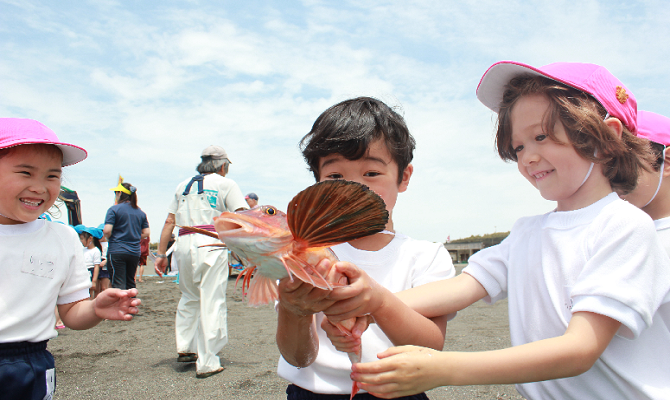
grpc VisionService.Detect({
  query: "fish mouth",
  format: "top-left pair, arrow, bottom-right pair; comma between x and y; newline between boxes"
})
214,216 -> 256,235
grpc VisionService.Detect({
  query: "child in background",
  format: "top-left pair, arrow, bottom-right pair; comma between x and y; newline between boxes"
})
79,226 -> 104,299
136,236 -> 149,283
276,97 -> 455,400
341,63 -> 670,399
0,118 -> 141,400
621,110 -> 670,253
98,224 -> 111,294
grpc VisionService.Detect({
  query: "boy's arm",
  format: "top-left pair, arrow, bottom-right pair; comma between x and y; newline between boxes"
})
276,274 -> 335,367
58,288 -> 141,330
351,311 -> 620,398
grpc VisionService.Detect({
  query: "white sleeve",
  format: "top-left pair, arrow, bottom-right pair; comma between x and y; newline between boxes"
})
412,244 -> 455,287
221,180 -> 248,212
57,228 -> 92,305
571,211 -> 670,339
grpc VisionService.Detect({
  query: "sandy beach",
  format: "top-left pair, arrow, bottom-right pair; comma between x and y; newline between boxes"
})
50,264 -> 523,400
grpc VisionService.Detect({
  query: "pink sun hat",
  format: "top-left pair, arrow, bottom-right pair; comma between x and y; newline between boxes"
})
476,61 -> 638,133
637,110 -> 670,146
0,118 -> 87,166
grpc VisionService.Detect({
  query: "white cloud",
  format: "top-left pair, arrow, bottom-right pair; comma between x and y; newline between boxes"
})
1,0 -> 669,242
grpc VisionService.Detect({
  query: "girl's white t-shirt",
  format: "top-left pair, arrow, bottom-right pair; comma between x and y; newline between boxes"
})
464,193 -> 670,399
83,246 -> 102,269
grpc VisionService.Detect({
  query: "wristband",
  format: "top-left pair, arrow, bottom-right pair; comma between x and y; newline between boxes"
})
156,254 -> 167,258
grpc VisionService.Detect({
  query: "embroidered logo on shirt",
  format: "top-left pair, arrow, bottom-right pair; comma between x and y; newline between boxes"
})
21,251 -> 56,279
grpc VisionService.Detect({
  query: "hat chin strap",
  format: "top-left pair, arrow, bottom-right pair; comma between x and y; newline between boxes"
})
642,146 -> 666,208
579,161 -> 595,188
578,149 -> 598,188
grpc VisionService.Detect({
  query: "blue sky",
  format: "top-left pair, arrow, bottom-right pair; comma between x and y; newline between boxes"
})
2,0 -> 669,242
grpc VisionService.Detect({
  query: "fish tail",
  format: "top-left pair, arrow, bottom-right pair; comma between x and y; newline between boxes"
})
281,254 -> 333,291
246,273 -> 279,306
287,180 -> 389,248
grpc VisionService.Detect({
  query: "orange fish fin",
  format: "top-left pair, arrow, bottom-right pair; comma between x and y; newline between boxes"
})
176,225 -> 220,239
287,180 -> 388,248
350,382 -> 359,400
246,274 -> 279,306
234,266 -> 256,296
281,254 -> 333,291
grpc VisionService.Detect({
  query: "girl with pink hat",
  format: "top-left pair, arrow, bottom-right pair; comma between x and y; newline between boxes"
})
336,63 -> 670,399
621,111 -> 670,255
0,118 -> 141,399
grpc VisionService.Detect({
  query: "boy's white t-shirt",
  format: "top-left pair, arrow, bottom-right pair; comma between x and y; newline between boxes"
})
277,233 -> 455,394
0,220 -> 91,342
464,193 -> 670,399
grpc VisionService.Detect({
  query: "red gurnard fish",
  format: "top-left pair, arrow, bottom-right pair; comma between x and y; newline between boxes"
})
182,180 -> 388,399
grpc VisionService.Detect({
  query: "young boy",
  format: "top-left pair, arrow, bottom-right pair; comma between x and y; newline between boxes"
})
276,97 -> 456,399
621,110 -> 670,253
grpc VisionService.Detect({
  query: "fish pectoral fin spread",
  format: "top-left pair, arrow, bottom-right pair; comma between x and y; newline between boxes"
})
286,180 -> 389,248
234,266 -> 257,296
245,273 -> 279,306
281,254 -> 332,291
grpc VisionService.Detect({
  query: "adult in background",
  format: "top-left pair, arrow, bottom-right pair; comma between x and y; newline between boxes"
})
103,182 -> 150,290
244,192 -> 259,208
155,145 -> 248,378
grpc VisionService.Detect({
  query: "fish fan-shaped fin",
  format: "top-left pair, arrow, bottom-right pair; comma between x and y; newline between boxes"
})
287,180 -> 388,248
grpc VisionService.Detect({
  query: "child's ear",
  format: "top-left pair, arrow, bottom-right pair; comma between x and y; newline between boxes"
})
663,148 -> 670,178
398,164 -> 413,193
604,117 -> 624,139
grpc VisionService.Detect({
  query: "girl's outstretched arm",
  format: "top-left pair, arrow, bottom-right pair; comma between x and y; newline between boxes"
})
350,311 -> 621,399
324,262 -> 448,350
58,288 -> 141,330
395,273 -> 488,319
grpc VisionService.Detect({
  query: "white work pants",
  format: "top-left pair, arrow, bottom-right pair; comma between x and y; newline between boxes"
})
174,234 -> 229,373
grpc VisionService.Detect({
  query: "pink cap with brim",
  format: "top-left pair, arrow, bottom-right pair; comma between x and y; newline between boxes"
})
637,110 -> 670,146
0,118 -> 87,166
476,61 -> 638,133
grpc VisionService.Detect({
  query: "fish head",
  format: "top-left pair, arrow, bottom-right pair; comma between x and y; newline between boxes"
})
213,205 -> 293,259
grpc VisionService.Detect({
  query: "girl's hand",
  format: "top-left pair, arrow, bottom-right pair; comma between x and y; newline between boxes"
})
323,262 -> 385,322
350,346 -> 444,399
321,316 -> 363,354
93,288 -> 141,321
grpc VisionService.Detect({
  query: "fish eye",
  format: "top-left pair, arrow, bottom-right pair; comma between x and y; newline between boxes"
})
265,207 -> 276,215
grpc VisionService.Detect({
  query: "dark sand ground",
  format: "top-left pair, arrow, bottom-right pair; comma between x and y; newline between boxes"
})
50,264 -> 524,400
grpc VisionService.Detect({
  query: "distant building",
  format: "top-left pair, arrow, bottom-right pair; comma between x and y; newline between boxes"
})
444,242 -> 484,264
443,231 -> 510,264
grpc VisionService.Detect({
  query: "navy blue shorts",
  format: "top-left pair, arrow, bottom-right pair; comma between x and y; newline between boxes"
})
0,341 -> 55,400
286,384 -> 430,400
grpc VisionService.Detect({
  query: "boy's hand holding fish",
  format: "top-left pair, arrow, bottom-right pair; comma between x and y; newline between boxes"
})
277,258 -> 337,317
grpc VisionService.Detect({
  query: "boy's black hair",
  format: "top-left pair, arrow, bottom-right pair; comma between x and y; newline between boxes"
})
299,97 -> 415,184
